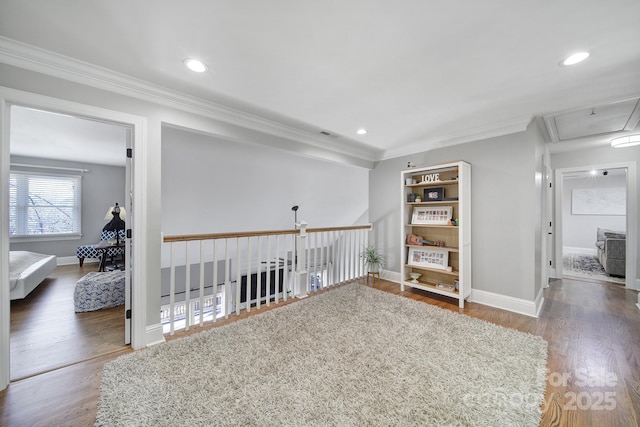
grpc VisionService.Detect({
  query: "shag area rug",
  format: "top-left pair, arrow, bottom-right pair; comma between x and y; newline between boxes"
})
96,284 -> 548,426
562,252 -> 625,284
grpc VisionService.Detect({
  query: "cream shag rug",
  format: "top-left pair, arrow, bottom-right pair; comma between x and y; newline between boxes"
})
97,284 -> 548,426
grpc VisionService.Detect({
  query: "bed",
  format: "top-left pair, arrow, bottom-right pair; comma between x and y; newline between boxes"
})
9,251 -> 57,300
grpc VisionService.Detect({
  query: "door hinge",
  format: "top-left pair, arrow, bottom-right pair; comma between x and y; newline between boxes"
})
127,148 -> 132,158
126,229 -> 132,239
126,309 -> 132,319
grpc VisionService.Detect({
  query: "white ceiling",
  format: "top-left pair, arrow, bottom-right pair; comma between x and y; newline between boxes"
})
10,106 -> 127,167
2,0 -> 640,164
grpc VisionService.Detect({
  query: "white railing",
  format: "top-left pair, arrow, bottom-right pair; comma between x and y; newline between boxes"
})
161,224 -> 372,335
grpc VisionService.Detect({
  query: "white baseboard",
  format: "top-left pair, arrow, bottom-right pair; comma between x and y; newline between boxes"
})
56,255 -> 98,266
469,288 -> 540,318
563,246 -> 597,256
383,270 -> 401,284
145,323 -> 165,347
385,270 -> 540,317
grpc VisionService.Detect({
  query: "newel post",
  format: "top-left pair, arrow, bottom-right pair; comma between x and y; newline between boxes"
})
295,220 -> 309,298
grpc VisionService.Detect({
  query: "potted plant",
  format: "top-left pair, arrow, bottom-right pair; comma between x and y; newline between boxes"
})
360,245 -> 386,273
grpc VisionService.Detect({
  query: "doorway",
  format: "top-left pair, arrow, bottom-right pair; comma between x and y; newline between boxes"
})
7,105 -> 130,380
554,162 -> 638,289
1,87 -> 148,390
560,167 -> 626,284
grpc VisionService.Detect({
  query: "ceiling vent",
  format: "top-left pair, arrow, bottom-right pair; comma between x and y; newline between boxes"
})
319,130 -> 339,138
543,97 -> 640,142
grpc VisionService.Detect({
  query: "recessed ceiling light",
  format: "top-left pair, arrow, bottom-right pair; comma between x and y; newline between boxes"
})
561,52 -> 590,66
356,129 -> 368,135
184,58 -> 208,73
590,169 -> 597,176
611,134 -> 640,148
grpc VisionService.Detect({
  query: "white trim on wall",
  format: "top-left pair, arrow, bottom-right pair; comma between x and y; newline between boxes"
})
0,86 -> 149,390
563,246 -> 597,256
469,288 -> 543,318
384,271 -> 543,317
145,323 -> 165,348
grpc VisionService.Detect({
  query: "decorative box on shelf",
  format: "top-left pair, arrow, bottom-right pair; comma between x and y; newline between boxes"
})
424,187 -> 444,201
436,282 -> 456,292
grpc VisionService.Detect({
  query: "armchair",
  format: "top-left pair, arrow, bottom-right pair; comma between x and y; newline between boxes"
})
595,227 -> 626,277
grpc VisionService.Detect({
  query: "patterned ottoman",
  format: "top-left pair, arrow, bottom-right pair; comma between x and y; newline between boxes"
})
74,270 -> 125,312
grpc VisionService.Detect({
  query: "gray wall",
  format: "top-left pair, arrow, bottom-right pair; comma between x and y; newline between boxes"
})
370,124 -> 545,301
9,155 -> 126,259
562,172 -> 626,251
161,126 -> 369,237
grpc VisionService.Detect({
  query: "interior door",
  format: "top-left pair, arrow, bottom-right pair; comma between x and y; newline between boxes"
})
124,128 -> 132,344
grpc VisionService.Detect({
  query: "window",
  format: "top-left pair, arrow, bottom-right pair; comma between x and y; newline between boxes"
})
9,171 -> 81,239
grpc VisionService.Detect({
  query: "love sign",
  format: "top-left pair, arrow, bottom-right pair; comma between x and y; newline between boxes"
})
421,173 -> 440,183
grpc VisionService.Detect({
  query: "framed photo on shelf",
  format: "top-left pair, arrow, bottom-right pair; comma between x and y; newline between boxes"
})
408,247 -> 449,270
423,187 -> 444,201
411,206 -> 452,225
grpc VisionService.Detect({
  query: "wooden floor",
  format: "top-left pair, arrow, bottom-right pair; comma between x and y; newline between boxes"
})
1,275 -> 639,426
8,264 -> 126,381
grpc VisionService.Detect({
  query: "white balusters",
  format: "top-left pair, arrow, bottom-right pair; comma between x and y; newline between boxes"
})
198,240 -> 205,327
161,224 -> 371,334
266,235 -> 271,306
246,237 -> 252,312
275,235 -> 281,304
185,241 -> 190,331
235,238 -> 241,316
169,242 -> 176,336
212,240 -> 218,323
224,240 -> 231,319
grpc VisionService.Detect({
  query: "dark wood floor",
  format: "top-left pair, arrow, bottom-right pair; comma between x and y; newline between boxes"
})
1,274 -> 639,426
8,264 -> 127,381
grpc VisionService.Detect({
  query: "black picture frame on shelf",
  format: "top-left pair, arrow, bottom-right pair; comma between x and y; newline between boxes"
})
424,187 -> 444,201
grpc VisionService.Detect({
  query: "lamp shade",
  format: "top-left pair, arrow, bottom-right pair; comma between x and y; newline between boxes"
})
611,134 -> 640,148
104,204 -> 127,220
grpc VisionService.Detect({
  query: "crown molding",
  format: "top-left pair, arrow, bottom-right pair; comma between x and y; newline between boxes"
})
0,37 -> 378,165
380,115 -> 534,160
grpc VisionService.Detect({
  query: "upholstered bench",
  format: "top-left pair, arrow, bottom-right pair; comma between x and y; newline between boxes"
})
76,230 -> 126,267
74,270 -> 125,312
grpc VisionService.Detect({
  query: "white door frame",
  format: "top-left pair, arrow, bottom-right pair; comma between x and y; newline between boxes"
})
541,152 -> 552,288
1,87 -> 149,390
553,162 -> 638,290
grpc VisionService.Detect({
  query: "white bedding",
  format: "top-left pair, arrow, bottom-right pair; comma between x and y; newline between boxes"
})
9,251 -> 57,300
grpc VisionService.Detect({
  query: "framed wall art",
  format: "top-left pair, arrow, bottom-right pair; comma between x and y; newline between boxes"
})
411,206 -> 452,225
407,247 -> 449,270
423,187 -> 444,201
